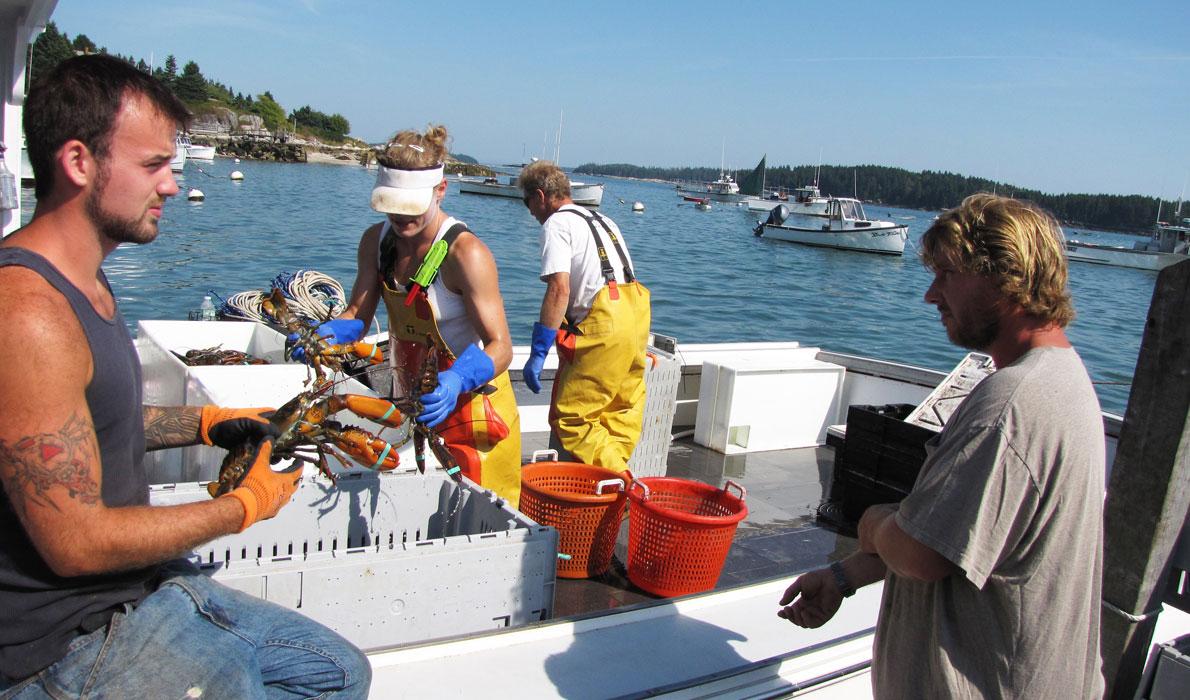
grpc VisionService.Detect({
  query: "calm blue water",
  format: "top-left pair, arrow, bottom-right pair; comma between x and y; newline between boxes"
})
21,159 -> 1155,415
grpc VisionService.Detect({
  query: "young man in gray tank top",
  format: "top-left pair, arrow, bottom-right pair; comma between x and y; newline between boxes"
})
0,55 -> 369,697
777,194 -> 1105,698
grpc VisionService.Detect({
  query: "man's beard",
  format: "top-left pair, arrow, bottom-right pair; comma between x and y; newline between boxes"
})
948,308 -> 1000,351
84,166 -> 160,245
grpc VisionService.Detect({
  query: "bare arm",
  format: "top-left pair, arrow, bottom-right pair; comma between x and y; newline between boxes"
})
777,553 -> 886,628
538,272 -> 570,329
858,503 -> 958,581
0,272 -> 243,577
337,223 -> 384,328
143,405 -> 201,451
442,233 -> 513,373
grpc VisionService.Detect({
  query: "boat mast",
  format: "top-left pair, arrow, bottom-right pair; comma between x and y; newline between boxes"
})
553,109 -> 563,164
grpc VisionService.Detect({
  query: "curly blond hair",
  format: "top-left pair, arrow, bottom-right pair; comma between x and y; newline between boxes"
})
376,124 -> 449,169
920,193 -> 1074,327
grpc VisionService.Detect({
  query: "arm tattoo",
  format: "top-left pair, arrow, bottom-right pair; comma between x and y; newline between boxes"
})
143,405 -> 201,450
0,412 -> 100,520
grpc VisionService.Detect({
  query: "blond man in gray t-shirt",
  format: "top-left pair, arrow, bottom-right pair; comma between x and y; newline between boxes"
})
778,194 -> 1105,698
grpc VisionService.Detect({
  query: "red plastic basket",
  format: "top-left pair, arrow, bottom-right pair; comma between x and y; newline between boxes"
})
519,461 -> 628,579
626,477 -> 748,597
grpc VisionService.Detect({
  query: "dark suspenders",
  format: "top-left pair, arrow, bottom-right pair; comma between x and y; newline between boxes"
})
560,207 -> 637,288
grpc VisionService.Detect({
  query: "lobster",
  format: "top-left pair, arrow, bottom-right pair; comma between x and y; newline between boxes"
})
207,335 -> 465,497
263,288 -> 384,386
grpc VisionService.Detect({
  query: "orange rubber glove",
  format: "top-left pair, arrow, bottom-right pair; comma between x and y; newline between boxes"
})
224,437 -> 303,532
199,405 -> 279,449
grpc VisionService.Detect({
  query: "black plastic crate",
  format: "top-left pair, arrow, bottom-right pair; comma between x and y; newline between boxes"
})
839,404 -> 934,493
817,404 -> 935,532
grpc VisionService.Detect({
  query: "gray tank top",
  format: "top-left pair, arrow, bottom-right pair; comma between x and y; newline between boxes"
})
0,248 -> 155,681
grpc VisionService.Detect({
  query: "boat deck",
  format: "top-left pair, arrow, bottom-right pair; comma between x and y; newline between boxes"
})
519,428 -> 859,620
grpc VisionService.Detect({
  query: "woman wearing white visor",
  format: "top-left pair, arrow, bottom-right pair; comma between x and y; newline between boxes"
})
304,125 -> 521,506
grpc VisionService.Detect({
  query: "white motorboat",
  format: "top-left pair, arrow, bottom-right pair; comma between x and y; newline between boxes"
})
171,135 -> 187,173
1065,218 -> 1189,271
458,174 -> 605,207
754,197 -> 909,255
746,184 -> 832,215
179,133 -> 216,160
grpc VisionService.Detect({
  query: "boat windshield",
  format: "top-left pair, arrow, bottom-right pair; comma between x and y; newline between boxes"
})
840,200 -> 866,221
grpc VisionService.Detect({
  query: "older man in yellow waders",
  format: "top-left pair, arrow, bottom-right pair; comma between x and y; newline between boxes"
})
519,161 -> 651,472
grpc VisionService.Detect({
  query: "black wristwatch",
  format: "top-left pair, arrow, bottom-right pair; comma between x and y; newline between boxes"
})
830,561 -> 855,598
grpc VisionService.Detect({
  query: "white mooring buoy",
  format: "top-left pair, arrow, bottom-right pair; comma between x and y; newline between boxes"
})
187,188 -> 205,201
632,201 -> 645,212
230,171 -> 244,181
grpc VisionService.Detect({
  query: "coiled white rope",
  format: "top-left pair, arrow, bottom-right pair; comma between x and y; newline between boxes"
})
215,270 -> 347,325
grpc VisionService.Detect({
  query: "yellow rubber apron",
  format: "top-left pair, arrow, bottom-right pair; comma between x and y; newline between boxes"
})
549,210 -> 651,473
379,231 -> 522,507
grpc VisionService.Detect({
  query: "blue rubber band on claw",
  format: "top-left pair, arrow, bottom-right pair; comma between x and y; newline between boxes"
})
446,466 -> 461,476
371,442 -> 393,470
381,405 -> 396,421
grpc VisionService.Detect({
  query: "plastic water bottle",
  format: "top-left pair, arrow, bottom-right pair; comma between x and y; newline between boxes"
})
200,295 -> 216,321
0,148 -> 17,211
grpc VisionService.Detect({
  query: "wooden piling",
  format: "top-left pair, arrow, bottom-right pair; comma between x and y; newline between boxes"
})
1101,259 -> 1190,698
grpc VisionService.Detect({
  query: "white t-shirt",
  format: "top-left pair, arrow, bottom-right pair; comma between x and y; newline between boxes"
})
539,204 -> 635,324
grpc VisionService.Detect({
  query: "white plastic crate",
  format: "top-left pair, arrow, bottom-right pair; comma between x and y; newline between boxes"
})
178,364 -> 425,484
138,320 -> 289,405
694,355 -> 846,453
150,470 -> 557,650
138,321 -> 291,483
627,344 -> 682,477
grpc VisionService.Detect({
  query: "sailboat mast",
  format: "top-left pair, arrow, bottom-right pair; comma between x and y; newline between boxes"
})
553,109 -> 563,164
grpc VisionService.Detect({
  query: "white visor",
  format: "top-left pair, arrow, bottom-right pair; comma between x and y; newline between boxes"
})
370,164 -> 445,215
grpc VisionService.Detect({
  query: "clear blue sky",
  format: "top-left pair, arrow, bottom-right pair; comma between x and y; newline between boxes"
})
47,0 -> 1189,198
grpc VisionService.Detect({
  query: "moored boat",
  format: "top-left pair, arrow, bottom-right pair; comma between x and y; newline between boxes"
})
171,134 -> 187,173
179,133 -> 216,160
458,174 -> 604,207
754,197 -> 909,255
746,183 -> 830,214
1065,218 -> 1189,271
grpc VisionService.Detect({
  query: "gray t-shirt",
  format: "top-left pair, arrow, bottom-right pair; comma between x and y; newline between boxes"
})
873,346 -> 1105,699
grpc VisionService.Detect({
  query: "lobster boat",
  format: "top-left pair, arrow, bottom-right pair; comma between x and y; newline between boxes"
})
754,198 -> 909,256
3,3 -> 1188,698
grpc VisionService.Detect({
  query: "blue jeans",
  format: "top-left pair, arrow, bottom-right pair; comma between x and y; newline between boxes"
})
1,562 -> 371,699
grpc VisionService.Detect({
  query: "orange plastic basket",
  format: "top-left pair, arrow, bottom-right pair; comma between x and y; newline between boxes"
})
626,477 -> 748,597
519,461 -> 629,579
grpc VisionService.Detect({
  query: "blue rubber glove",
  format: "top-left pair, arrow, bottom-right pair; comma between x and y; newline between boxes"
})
418,343 -> 495,427
288,318 -> 365,363
522,322 -> 558,394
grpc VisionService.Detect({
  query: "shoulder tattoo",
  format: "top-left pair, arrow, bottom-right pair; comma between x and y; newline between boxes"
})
0,412 -> 100,519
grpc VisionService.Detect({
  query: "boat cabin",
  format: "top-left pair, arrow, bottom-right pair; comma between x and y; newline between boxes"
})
826,197 -> 872,226
1152,221 -> 1190,254
793,185 -> 823,203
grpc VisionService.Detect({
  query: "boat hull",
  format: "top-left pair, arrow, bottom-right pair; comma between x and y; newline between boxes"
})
745,198 -> 831,216
761,222 -> 908,255
458,180 -> 604,207
1064,241 -> 1185,271
185,144 -> 216,160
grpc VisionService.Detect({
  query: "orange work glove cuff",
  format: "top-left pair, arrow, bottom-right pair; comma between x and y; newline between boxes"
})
225,486 -> 261,533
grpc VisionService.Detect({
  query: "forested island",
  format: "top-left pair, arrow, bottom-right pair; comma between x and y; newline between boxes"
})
575,164 -> 1176,234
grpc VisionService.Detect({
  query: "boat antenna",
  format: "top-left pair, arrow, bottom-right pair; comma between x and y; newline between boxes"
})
815,148 -> 822,187
853,169 -> 858,198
